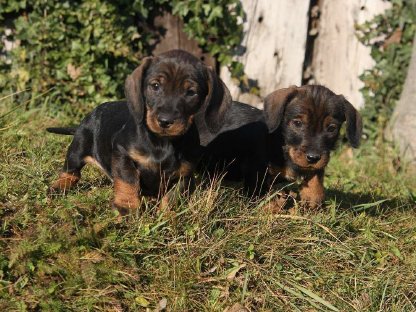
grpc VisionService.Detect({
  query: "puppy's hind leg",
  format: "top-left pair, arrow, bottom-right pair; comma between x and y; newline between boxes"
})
50,140 -> 88,194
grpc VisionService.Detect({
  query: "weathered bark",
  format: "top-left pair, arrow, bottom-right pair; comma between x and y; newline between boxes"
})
388,32 -> 416,165
311,0 -> 390,108
220,0 -> 310,107
220,0 -> 389,109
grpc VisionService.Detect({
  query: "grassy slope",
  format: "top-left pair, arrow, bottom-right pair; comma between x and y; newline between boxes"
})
0,97 -> 415,311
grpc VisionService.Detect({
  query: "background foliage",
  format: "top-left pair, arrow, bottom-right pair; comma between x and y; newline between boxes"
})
357,0 -> 416,142
0,0 -> 244,117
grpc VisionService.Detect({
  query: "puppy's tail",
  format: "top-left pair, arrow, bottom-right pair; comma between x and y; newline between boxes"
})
46,127 -> 77,135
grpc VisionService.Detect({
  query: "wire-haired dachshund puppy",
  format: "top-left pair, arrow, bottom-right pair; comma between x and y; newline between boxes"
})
47,49 -> 231,215
198,85 -> 362,209
263,85 -> 363,208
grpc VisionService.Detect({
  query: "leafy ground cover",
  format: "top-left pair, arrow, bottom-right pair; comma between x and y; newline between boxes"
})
1,94 -> 415,311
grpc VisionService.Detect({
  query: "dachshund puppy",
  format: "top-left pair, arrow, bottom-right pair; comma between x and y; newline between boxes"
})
198,85 -> 362,209
47,49 -> 231,215
263,85 -> 363,208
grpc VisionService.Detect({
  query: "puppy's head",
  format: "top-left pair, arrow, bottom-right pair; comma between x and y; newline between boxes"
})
125,50 -> 231,138
264,85 -> 362,171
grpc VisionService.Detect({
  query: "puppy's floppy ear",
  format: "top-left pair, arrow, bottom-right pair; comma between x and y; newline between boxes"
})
263,86 -> 298,133
202,66 -> 232,134
125,57 -> 153,124
341,97 -> 363,148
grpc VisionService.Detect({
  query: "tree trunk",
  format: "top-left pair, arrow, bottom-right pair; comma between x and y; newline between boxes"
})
389,32 -> 416,165
220,0 -> 310,107
311,0 -> 390,108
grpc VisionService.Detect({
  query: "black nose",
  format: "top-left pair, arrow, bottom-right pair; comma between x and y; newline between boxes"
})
306,153 -> 321,164
157,117 -> 174,128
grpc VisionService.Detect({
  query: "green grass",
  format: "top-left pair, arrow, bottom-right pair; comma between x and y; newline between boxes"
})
1,94 -> 415,311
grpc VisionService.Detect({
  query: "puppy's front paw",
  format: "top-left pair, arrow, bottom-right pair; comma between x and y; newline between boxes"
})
158,194 -> 172,213
48,172 -> 80,196
113,178 -> 140,215
299,172 -> 325,210
112,193 -> 140,216
299,192 -> 325,210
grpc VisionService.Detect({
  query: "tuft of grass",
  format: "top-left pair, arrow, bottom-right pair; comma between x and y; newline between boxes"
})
1,94 -> 415,311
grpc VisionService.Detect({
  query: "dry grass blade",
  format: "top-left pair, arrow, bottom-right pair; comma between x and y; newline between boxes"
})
286,280 -> 340,312
0,88 -> 30,102
274,280 -> 326,311
0,87 -> 54,119
270,214 -> 340,242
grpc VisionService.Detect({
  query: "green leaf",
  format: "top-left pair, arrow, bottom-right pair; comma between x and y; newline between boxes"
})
135,296 -> 150,307
352,199 -> 389,212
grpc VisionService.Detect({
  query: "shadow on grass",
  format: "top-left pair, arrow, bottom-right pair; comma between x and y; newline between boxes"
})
261,180 -> 414,216
325,188 -> 415,215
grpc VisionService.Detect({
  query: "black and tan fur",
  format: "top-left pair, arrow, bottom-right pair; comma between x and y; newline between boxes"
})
48,49 -> 231,215
198,85 -> 362,208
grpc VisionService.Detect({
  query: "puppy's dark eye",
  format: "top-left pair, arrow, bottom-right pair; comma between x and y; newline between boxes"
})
186,89 -> 197,97
291,119 -> 303,128
150,82 -> 160,91
327,124 -> 337,133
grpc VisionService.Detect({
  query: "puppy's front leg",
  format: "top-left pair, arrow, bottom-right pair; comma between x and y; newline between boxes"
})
177,161 -> 196,195
159,161 -> 195,212
112,154 -> 141,216
299,170 -> 325,209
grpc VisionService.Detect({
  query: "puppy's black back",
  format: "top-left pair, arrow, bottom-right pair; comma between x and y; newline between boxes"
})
63,101 -> 131,176
199,102 -> 269,195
